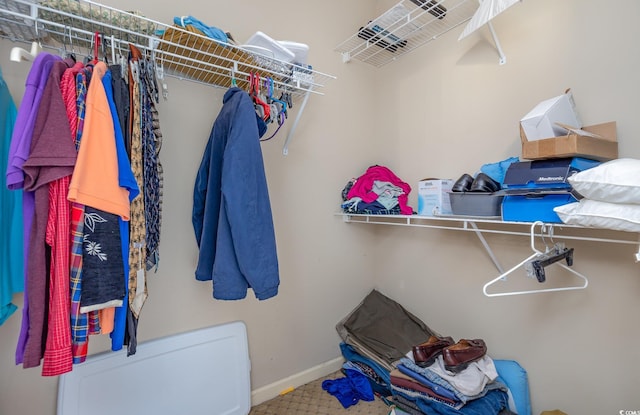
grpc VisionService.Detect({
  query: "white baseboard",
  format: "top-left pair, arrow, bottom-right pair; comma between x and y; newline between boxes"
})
251,357 -> 345,406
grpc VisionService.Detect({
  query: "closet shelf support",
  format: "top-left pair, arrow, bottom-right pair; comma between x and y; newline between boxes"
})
487,22 -> 506,65
282,88 -> 311,156
469,221 -> 504,273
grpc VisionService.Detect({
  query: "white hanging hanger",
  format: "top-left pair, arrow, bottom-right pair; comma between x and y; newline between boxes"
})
10,40 -> 42,63
483,221 -> 588,297
10,17 -> 42,62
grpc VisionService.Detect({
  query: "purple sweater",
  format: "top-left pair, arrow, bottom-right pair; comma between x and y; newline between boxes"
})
6,52 -> 61,365
21,57 -> 76,369
6,53 -> 61,189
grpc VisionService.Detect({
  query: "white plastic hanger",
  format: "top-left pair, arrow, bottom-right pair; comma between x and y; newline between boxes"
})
483,221 -> 588,297
10,41 -> 41,62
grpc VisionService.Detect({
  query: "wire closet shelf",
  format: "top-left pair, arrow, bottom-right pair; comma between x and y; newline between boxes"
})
0,0 -> 336,99
335,0 -> 478,68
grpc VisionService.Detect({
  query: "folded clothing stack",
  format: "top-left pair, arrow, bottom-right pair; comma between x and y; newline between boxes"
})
331,289 -> 522,414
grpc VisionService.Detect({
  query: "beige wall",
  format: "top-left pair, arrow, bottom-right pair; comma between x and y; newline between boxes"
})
0,0 -> 639,414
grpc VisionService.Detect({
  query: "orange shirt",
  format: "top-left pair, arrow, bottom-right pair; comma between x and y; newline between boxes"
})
68,62 -> 131,220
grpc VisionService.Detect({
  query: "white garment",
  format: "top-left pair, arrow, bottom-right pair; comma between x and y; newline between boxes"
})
428,354 -> 499,396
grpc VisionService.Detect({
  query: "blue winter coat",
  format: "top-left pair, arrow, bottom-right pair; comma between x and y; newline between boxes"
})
192,87 -> 279,300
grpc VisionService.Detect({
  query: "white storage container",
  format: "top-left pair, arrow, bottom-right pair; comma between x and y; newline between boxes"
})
277,40 -> 309,65
243,31 -> 295,63
417,179 -> 454,216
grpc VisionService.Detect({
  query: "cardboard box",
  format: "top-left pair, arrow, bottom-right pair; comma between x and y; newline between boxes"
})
448,192 -> 504,217
520,121 -> 618,161
520,90 -> 582,141
417,179 -> 453,216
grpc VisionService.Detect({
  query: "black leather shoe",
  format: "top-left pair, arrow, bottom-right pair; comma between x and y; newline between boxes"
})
451,173 -> 474,192
469,173 -> 500,193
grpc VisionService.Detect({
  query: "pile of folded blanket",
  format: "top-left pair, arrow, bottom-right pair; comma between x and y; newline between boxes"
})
332,289 -> 517,415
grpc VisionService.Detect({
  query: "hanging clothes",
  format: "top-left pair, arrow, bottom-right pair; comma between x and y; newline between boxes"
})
101,67 -> 139,352
68,62 -> 138,342
6,52 -> 60,365
109,64 -> 130,157
139,58 -> 162,272
69,64 -> 93,363
0,66 -> 22,327
21,57 -> 77,373
37,60 -> 83,376
80,206 -> 125,314
5,40 -> 163,373
125,44 -> 146,356
67,62 -> 135,220
192,87 -> 279,301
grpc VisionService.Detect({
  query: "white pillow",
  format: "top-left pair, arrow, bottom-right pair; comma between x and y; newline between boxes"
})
554,199 -> 640,232
568,158 -> 640,204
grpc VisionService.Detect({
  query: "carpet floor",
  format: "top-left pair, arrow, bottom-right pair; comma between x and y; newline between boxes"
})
249,371 -> 391,415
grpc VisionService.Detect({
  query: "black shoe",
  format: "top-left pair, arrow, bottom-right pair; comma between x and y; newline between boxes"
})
469,173 -> 500,193
451,173 -> 474,192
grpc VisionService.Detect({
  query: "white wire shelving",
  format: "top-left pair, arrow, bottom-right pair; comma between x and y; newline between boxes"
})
0,0 -> 335,97
335,0 -> 479,67
337,212 -> 640,272
0,0 -> 337,153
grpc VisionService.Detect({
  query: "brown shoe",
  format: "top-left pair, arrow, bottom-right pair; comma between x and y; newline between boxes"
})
442,339 -> 487,372
412,335 -> 454,367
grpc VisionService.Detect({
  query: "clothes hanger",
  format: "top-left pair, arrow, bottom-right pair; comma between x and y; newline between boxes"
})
10,41 -> 41,62
10,22 -> 42,62
483,221 -> 588,297
229,63 -> 237,87
155,52 -> 169,100
279,90 -> 293,111
84,32 -> 96,65
142,52 -> 159,103
249,72 -> 270,122
100,32 -> 110,65
117,42 -> 127,79
93,32 -> 100,64
89,32 -> 105,64
258,77 -> 287,141
57,26 -> 77,62
267,77 -> 288,119
530,246 -> 574,283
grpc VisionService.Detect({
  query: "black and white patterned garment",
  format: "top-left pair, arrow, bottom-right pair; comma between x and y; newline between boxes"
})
79,206 -> 125,313
139,58 -> 163,272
